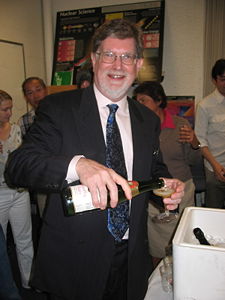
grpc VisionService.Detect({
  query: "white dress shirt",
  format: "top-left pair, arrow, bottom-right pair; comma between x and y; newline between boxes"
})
195,89 -> 225,171
66,85 -> 134,239
66,84 -> 133,182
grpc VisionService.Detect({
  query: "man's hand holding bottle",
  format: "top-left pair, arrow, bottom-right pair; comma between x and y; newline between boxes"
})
76,157 -> 184,211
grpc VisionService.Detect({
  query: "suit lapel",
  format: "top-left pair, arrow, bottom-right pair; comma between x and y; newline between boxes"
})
72,86 -> 106,165
128,98 -> 152,180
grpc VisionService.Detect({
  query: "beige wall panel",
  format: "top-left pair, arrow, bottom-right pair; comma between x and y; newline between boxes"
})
0,41 -> 27,123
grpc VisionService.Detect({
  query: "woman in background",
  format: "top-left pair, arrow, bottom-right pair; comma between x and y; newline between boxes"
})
0,90 -> 33,289
134,82 -> 201,266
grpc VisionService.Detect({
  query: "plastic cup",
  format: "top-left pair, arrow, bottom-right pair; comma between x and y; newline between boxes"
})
159,264 -> 173,293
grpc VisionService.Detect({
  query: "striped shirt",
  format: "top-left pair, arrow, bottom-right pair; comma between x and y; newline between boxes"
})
18,109 -> 36,138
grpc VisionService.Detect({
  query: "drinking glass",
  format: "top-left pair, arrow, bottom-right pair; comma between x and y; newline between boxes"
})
151,186 -> 179,223
159,263 -> 173,293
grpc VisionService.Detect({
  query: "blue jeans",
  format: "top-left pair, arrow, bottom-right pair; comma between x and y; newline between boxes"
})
0,224 -> 21,300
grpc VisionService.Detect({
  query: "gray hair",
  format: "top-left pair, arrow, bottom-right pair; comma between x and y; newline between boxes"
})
91,18 -> 143,58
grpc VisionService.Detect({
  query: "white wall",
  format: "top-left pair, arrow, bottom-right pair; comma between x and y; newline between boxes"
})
0,0 -> 46,79
0,0 -> 205,124
162,0 -> 204,103
0,0 -> 46,122
51,0 -> 205,103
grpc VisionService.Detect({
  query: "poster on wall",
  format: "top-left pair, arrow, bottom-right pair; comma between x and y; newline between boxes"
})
52,1 -> 165,86
167,96 -> 195,127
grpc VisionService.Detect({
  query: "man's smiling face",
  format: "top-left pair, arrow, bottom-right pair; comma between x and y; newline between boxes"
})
91,37 -> 143,102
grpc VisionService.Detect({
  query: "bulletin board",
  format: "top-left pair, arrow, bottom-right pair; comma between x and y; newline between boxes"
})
52,1 -> 165,86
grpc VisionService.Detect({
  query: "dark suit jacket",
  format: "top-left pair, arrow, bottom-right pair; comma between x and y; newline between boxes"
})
5,86 -> 170,300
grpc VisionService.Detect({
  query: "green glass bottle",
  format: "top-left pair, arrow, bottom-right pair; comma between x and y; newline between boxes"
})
61,178 -> 164,216
193,228 -> 211,246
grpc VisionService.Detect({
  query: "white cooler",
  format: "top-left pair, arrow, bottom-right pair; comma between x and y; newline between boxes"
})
173,206 -> 225,300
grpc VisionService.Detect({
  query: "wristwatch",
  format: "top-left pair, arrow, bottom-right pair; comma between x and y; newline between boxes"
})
191,143 -> 201,150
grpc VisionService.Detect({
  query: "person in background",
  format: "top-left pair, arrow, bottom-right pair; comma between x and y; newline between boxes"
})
75,65 -> 93,89
18,76 -> 47,137
18,76 -> 48,219
134,81 -> 201,267
0,223 -> 22,300
195,59 -> 225,208
5,19 -> 184,300
0,90 -> 33,289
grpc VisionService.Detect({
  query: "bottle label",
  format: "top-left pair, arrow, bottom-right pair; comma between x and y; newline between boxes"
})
129,181 -> 140,197
70,185 -> 96,213
70,181 -> 139,213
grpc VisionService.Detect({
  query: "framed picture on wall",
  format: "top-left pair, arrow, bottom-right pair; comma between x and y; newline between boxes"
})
167,96 -> 195,127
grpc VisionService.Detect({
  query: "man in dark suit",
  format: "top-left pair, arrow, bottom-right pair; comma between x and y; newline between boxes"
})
5,19 -> 184,300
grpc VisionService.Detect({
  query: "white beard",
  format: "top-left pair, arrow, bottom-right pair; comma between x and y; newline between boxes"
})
99,70 -> 133,100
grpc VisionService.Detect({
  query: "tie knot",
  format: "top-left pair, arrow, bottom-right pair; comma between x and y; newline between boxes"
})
107,104 -> 118,114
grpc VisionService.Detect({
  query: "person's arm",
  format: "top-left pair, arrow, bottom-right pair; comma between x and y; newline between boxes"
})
201,146 -> 225,182
179,124 -> 200,149
75,157 -> 131,210
5,95 -> 76,192
178,120 -> 202,166
5,92 -> 132,209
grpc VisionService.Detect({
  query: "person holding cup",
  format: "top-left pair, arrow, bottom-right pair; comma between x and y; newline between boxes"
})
134,81 -> 201,266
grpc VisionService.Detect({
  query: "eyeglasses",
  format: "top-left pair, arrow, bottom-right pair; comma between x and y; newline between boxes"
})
96,51 -> 138,65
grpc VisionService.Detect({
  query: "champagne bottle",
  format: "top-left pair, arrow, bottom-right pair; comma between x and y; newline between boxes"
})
61,178 -> 164,216
193,227 -> 211,245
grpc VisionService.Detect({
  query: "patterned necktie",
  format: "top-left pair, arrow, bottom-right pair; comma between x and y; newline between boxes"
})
106,104 -> 129,242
